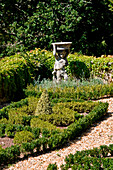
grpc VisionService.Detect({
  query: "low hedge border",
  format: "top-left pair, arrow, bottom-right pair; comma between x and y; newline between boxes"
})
0,100 -> 100,136
0,98 -> 28,119
25,83 -> 113,100
47,144 -> 113,169
0,102 -> 108,166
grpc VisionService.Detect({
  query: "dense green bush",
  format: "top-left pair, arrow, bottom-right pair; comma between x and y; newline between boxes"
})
52,101 -> 99,113
0,47 -> 112,103
30,117 -> 58,132
0,98 -> 28,119
0,145 -> 20,165
0,54 -> 33,103
13,130 -> 35,145
0,118 -> 8,124
0,49 -> 53,103
38,109 -> 82,126
48,144 -> 113,169
25,82 -> 113,101
67,53 -> 113,79
35,90 -> 52,116
26,96 -> 39,115
0,124 -> 6,137
5,124 -> 16,137
8,108 -> 27,125
0,121 -> 40,139
9,111 -> 26,125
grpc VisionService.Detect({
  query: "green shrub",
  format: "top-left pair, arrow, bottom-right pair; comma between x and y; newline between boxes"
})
30,117 -> 58,132
109,144 -> 113,156
0,118 -> 8,124
0,124 -> 6,137
14,130 -> 35,145
22,115 -> 35,126
0,101 -> 109,164
52,101 -> 99,113
8,108 -> 28,124
5,124 -> 16,137
49,144 -> 113,169
25,82 -> 113,101
47,163 -> 57,170
38,108 -> 82,126
27,96 -> 39,115
17,96 -> 39,115
0,54 -> 33,103
0,49 -> 53,103
35,90 -> 52,116
32,127 -> 40,139
0,145 -> 20,165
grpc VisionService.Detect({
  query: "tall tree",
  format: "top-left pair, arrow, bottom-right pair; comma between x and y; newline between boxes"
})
1,0 -> 113,57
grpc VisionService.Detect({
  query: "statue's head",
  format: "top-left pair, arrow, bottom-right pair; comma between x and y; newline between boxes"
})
58,49 -> 69,58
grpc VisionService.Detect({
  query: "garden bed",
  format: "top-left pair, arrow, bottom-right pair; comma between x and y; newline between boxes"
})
0,81 -> 112,168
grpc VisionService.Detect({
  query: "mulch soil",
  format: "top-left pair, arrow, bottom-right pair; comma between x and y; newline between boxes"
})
0,137 -> 14,149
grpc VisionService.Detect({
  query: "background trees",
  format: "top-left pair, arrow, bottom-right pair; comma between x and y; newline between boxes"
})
1,0 -> 113,57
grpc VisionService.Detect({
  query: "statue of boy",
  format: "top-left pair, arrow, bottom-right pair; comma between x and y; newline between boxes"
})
52,45 -> 69,82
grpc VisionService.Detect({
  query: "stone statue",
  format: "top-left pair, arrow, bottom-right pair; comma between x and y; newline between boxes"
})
52,42 -> 72,82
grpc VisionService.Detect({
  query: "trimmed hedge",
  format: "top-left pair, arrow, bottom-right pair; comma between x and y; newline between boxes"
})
0,96 -> 39,120
14,130 -> 35,145
37,101 -> 98,126
67,53 -> 113,80
38,109 -> 82,126
52,101 -> 99,113
30,117 -> 58,131
0,49 -> 53,103
0,101 -> 108,166
25,83 -> 113,100
0,98 -> 28,119
47,102 -> 108,149
0,98 -> 99,129
48,144 -> 113,169
0,54 -> 33,103
0,145 -> 20,165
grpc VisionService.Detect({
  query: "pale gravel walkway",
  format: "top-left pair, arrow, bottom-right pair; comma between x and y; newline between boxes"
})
6,98 -> 113,170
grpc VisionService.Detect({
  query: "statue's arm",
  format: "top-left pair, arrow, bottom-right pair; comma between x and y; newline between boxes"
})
53,44 -> 57,56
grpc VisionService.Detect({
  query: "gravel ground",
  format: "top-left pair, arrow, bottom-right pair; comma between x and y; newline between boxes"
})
4,97 -> 113,170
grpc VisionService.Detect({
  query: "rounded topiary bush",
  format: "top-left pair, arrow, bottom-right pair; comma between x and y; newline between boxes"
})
35,90 -> 52,116
14,130 -> 35,144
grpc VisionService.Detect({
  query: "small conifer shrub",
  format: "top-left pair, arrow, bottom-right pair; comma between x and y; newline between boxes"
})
35,90 -> 52,116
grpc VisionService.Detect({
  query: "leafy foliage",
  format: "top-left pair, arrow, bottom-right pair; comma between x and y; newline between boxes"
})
1,0 -> 113,57
30,117 -> 57,131
14,130 -> 35,145
35,90 -> 52,116
38,109 -> 82,126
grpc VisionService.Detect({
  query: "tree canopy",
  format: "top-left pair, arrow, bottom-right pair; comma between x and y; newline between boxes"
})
1,0 -> 113,57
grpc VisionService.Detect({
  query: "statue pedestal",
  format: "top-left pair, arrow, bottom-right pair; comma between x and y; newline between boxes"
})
52,42 -> 72,82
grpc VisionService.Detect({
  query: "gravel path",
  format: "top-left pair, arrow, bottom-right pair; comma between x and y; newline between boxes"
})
5,98 -> 113,170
